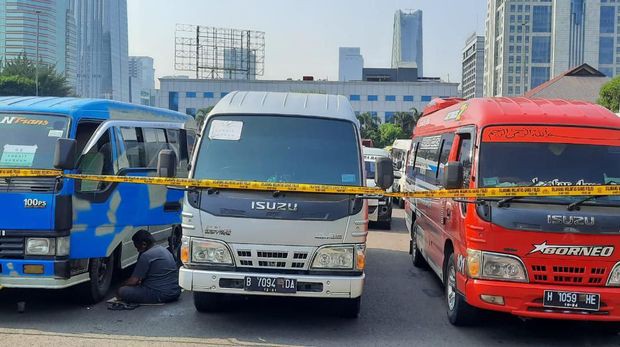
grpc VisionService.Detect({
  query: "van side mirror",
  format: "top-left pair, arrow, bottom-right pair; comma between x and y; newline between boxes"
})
53,138 -> 76,170
157,149 -> 177,178
375,157 -> 394,190
441,161 -> 463,189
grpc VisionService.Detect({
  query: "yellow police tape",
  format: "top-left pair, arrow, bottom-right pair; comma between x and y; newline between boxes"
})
1,168 -> 619,199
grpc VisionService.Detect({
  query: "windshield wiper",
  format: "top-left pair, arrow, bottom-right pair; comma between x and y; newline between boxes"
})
567,181 -> 618,211
497,181 -> 542,208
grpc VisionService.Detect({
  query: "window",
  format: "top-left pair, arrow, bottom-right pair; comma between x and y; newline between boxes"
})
421,96 -> 432,102
413,135 -> 441,184
350,94 -> 360,101
166,129 -> 189,177
532,6 -> 552,32
143,128 -> 170,168
186,108 -> 196,117
168,92 -> 178,111
385,95 -> 396,102
599,37 -> 614,64
370,111 -> 378,118
531,67 -> 550,89
600,6 -> 615,33
367,95 -> 378,101
220,92 -> 229,98
600,67 -> 614,77
437,134 -> 455,182
385,112 -> 395,123
204,92 -> 214,98
403,95 -> 414,102
458,135 -> 472,190
186,92 -> 196,98
77,129 -> 115,192
532,36 -> 551,63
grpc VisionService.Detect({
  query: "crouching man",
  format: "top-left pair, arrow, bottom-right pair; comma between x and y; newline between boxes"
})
117,230 -> 181,304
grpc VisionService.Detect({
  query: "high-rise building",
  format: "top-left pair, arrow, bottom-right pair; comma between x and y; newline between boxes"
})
484,0 -> 620,97
74,0 -> 129,101
129,56 -> 155,105
391,9 -> 423,76
338,47 -> 363,81
462,34 -> 485,99
0,0 -> 77,86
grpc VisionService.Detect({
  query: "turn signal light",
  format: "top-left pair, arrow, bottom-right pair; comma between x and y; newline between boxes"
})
180,236 -> 190,264
23,264 -> 44,275
356,246 -> 366,270
467,249 -> 481,278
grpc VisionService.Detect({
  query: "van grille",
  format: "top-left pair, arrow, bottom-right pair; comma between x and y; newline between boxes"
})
0,236 -> 25,259
530,262 -> 608,286
233,245 -> 315,271
0,178 -> 57,193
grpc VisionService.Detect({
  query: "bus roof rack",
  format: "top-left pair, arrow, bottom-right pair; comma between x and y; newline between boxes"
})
422,97 -> 466,117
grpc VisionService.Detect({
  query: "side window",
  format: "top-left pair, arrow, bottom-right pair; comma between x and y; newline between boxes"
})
186,130 -> 196,157
143,128 -> 169,168
77,129 -> 115,192
119,127 -> 146,168
458,134 -> 473,189
167,128 -> 189,177
414,135 -> 442,184
406,141 -> 418,179
437,133 -> 456,181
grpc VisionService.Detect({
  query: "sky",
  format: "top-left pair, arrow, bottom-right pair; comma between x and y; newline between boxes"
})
128,0 -> 487,84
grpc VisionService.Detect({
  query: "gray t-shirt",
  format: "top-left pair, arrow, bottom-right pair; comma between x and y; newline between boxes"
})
132,245 -> 180,299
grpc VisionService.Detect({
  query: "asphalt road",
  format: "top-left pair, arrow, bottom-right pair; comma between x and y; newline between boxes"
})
1,209 -> 620,346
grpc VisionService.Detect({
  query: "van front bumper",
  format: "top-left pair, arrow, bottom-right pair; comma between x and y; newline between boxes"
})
179,267 -> 365,299
466,279 -> 620,321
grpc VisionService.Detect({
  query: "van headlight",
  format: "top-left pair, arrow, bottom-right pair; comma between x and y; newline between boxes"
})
467,249 -> 528,283
607,262 -> 620,286
26,238 -> 55,256
311,246 -> 354,270
191,239 -> 233,265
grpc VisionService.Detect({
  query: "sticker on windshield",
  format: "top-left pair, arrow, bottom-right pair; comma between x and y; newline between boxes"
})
0,144 -> 37,167
209,120 -> 243,141
0,116 -> 49,126
341,174 -> 356,183
48,129 -> 63,137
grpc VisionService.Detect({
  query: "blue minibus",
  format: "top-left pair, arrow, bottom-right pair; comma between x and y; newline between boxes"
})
0,97 -> 197,302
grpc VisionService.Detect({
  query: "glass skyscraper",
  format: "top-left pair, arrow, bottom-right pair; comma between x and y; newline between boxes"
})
391,9 -> 423,77
0,0 -> 76,86
484,0 -> 620,97
74,0 -> 129,101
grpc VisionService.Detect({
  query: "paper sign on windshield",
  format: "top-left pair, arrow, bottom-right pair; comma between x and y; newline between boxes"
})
208,120 -> 243,141
0,144 -> 38,167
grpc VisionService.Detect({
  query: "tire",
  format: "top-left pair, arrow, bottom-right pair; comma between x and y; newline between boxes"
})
193,292 -> 227,313
445,253 -> 478,326
379,219 -> 392,230
77,254 -> 115,304
411,224 -> 427,268
335,297 -> 361,318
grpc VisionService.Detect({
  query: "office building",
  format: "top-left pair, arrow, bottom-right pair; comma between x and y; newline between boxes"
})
339,47 -> 364,81
484,0 -> 620,97
0,0 -> 76,85
74,0 -> 129,101
129,56 -> 155,105
462,34 -> 485,99
157,78 -> 458,123
391,9 -> 423,76
524,63 -> 609,103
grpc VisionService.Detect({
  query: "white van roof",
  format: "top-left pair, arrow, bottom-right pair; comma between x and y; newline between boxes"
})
208,91 -> 358,125
392,139 -> 412,151
363,147 -> 390,158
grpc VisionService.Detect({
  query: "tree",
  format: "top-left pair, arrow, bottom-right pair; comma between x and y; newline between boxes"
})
598,76 -> 620,112
391,108 -> 422,136
195,106 -> 214,129
378,123 -> 406,148
0,75 -> 36,96
356,112 -> 381,146
0,53 -> 71,97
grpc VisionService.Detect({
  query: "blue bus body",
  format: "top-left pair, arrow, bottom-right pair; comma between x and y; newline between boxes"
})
0,97 -> 196,299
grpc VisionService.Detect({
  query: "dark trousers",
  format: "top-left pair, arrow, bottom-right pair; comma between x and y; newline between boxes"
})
118,285 -> 178,304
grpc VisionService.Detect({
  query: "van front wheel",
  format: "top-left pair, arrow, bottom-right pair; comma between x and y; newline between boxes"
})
76,255 -> 115,304
334,297 -> 361,318
445,253 -> 478,326
193,292 -> 226,313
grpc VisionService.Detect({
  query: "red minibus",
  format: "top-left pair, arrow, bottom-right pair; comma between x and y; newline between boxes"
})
404,97 -> 620,325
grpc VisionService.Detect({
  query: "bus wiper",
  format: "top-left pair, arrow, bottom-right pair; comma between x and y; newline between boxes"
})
497,181 -> 542,208
567,181 -> 617,211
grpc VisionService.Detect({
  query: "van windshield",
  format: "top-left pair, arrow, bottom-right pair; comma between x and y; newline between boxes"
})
0,114 -> 69,169
194,115 -> 361,186
479,126 -> 620,206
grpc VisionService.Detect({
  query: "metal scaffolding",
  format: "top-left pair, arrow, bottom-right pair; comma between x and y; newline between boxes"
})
174,24 -> 265,79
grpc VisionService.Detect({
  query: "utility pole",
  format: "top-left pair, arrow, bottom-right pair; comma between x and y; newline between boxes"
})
35,10 -> 41,96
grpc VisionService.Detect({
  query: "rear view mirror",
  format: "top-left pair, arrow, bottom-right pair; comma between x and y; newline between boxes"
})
53,138 -> 76,170
375,157 -> 394,190
441,161 -> 463,189
157,149 -> 178,178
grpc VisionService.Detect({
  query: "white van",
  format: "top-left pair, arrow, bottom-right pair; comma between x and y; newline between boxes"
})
390,139 -> 413,207
363,147 -> 393,228
179,91 -> 393,318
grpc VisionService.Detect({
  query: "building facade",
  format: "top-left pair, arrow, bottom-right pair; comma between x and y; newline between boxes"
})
391,9 -> 423,76
0,0 -> 76,85
73,0 -> 129,101
462,34 -> 485,99
129,56 -> 155,105
338,47 -> 364,81
484,0 -> 620,97
157,78 -> 458,123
